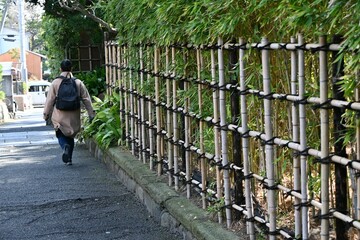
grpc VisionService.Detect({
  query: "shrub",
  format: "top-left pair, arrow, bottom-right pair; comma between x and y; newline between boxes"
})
79,92 -> 122,149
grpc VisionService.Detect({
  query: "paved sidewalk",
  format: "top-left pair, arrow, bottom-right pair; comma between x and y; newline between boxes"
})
0,108 -> 181,240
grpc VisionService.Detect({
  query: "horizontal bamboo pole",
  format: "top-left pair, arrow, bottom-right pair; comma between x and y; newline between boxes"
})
171,42 -> 342,52
134,108 -> 360,171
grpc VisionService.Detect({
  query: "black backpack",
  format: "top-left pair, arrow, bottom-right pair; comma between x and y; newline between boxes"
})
55,76 -> 81,111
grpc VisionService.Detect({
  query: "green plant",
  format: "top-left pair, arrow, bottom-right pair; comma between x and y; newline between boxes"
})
76,68 -> 106,97
79,92 -> 122,149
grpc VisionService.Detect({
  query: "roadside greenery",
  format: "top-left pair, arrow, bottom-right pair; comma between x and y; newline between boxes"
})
76,68 -> 106,98
80,93 -> 121,150
40,11 -> 104,75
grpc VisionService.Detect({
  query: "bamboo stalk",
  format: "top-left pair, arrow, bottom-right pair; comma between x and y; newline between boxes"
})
211,48 -> 223,224
239,37 -> 255,239
356,70 -> 360,239
290,36 -> 301,237
129,46 -> 135,155
166,47 -> 174,185
183,50 -> 191,198
154,47 -> 162,175
261,37 -> 276,239
123,45 -> 130,148
172,47 -> 180,190
108,42 -> 113,95
218,37 -> 232,228
112,43 -> 117,95
298,34 -> 309,239
147,47 -> 155,170
197,49 -> 207,208
104,41 -> 110,95
117,45 -> 125,144
319,35 -> 330,240
139,46 -> 147,163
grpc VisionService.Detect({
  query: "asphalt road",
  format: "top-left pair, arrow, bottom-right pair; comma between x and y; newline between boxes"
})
0,108 -> 181,240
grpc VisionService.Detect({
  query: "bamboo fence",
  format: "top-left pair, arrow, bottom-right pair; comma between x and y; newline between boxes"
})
104,35 -> 360,240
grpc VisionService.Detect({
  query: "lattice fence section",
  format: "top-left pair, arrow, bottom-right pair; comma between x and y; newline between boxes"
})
104,36 -> 360,240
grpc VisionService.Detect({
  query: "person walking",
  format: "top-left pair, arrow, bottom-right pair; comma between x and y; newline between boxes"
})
43,59 -> 95,165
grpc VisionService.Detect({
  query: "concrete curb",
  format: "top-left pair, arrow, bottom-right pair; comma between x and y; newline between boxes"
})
86,140 -> 242,240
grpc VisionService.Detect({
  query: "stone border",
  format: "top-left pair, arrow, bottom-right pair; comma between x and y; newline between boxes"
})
86,140 -> 244,240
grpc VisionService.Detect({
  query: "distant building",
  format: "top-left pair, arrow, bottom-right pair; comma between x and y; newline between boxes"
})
0,27 -> 30,54
0,48 -> 46,80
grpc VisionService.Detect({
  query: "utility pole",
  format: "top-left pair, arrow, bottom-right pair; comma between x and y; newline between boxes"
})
18,0 -> 28,85
0,0 -> 10,33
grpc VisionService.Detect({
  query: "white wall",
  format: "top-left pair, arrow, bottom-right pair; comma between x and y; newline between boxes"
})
0,27 -> 30,54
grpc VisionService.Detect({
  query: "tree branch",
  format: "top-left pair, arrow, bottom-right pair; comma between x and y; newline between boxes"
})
57,0 -> 117,34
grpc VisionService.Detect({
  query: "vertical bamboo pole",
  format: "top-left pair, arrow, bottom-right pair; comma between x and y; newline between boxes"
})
218,37 -> 232,228
166,47 -> 174,185
112,43 -> 117,95
148,47 -> 155,170
291,36 -> 301,237
117,45 -> 125,145
107,43 -> 113,95
239,38 -> 255,239
123,45 -> 130,148
298,34 -> 309,239
104,39 -> 110,95
319,35 -> 330,240
154,47 -> 162,176
197,49 -> 206,208
172,47 -> 180,190
261,37 -> 276,239
356,70 -> 360,239
136,48 -> 142,159
166,47 -> 174,184
129,46 -> 136,155
331,35 -> 348,240
184,50 -> 191,198
139,46 -> 147,163
211,48 -> 223,224
110,43 -> 115,95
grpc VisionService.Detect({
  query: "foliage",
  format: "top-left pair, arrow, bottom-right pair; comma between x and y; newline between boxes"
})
76,68 -> 106,97
80,93 -> 122,149
40,9 -> 104,75
97,0 -> 360,73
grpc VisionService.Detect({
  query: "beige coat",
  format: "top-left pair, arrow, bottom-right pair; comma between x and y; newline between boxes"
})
43,72 -> 95,138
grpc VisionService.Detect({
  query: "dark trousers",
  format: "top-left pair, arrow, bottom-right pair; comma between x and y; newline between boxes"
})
56,129 -> 74,160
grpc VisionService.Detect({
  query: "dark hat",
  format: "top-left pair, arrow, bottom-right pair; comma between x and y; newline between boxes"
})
60,59 -> 72,71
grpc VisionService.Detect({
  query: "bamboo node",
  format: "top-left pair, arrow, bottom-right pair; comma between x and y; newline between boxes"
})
311,98 -> 333,110
294,199 -> 312,210
314,154 -> 334,165
261,136 -> 277,146
243,172 -> 254,180
293,147 -> 310,157
346,159 -> 360,169
310,43 -> 331,53
240,130 -> 251,138
313,209 -> 334,220
258,92 -> 275,100
295,43 -> 307,51
265,229 -> 280,236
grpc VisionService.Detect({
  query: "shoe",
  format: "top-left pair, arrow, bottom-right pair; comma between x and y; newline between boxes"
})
66,160 -> 72,166
62,144 -> 70,163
